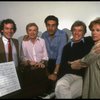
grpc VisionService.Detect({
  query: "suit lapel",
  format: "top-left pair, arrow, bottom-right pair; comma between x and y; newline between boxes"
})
12,39 -> 19,63
0,38 -> 7,62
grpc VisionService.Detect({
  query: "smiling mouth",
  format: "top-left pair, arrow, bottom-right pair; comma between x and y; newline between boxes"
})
75,36 -> 80,38
93,36 -> 97,38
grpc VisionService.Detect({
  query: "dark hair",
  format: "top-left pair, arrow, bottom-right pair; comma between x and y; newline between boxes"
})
0,19 -> 17,33
44,15 -> 59,26
89,17 -> 100,31
26,23 -> 38,33
71,20 -> 87,34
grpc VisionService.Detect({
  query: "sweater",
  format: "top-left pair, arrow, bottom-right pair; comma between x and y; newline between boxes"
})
58,36 -> 94,78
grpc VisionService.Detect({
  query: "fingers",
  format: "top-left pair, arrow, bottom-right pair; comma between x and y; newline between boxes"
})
68,61 -> 74,65
30,61 -> 36,65
68,60 -> 82,70
34,62 -> 45,68
68,59 -> 80,65
68,61 -> 71,64
27,61 -> 45,69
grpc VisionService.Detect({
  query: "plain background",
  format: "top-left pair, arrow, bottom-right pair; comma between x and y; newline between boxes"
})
0,1 -> 100,39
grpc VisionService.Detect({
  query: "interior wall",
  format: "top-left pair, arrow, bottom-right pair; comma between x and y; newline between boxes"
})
0,1 -> 100,39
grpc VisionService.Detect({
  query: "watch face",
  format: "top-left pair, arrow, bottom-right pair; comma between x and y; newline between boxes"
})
54,72 -> 57,75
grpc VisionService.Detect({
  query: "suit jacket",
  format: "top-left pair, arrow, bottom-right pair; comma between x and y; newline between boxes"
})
0,37 -> 19,65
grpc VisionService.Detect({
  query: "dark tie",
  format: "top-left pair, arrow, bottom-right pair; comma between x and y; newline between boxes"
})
8,39 -> 13,61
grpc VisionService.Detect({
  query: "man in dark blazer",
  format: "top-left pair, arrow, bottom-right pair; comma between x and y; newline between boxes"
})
0,19 -> 22,98
0,19 -> 19,67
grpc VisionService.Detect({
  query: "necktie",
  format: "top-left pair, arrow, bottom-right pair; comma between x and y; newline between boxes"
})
8,39 -> 13,61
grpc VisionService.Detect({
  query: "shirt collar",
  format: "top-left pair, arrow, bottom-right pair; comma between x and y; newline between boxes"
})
2,36 -> 9,45
2,36 -> 12,45
46,29 -> 59,37
70,38 -> 85,47
29,36 -> 40,43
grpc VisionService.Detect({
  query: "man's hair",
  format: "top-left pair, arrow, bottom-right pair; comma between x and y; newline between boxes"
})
0,19 -> 17,33
44,15 -> 59,26
89,17 -> 100,31
26,23 -> 38,33
71,20 -> 87,34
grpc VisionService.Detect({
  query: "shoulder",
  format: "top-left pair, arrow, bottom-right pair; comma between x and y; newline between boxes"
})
12,38 -> 18,43
22,39 -> 29,46
63,42 -> 71,50
84,36 -> 94,47
23,35 -> 30,41
38,37 -> 45,42
57,29 -> 67,41
38,37 -> 46,47
58,29 -> 66,35
12,38 -> 19,48
84,36 -> 94,43
84,36 -> 92,40
41,31 -> 47,37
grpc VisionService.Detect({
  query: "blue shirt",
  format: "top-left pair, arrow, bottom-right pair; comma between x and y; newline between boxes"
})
42,29 -> 67,64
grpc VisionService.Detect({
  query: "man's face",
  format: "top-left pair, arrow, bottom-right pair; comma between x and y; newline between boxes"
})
72,26 -> 85,42
46,20 -> 58,36
2,23 -> 15,39
27,26 -> 38,40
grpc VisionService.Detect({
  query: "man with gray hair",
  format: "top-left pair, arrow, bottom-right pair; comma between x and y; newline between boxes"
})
55,20 -> 94,99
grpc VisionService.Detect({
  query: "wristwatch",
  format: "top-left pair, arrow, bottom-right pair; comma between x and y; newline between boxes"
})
54,71 -> 58,75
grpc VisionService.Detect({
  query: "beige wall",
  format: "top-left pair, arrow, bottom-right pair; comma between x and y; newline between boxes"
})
0,1 -> 100,39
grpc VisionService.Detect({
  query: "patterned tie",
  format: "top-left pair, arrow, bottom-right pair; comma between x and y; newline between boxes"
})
8,39 -> 13,61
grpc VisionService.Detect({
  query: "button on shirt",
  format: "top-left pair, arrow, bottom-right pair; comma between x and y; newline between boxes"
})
42,29 -> 67,64
21,37 -> 48,62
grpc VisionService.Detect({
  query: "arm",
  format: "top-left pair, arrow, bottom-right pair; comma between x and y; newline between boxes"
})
36,39 -> 49,68
48,34 -> 67,81
81,44 -> 100,65
20,41 -> 31,66
70,44 -> 100,69
69,51 -> 98,70
55,33 -> 67,74
41,39 -> 48,62
69,59 -> 88,70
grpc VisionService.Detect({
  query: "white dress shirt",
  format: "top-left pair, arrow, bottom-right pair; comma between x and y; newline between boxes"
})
2,36 -> 18,67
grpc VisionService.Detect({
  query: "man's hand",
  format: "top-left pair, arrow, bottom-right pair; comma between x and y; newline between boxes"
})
34,62 -> 45,68
48,74 -> 57,81
68,59 -> 82,70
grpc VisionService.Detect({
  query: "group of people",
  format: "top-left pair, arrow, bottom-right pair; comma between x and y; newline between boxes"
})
0,15 -> 100,99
